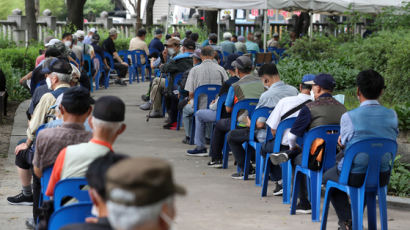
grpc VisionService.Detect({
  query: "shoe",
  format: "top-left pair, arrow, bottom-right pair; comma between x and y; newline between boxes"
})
7,192 -> 33,206
164,118 -> 171,124
182,137 -> 190,144
207,159 -> 222,168
272,182 -> 283,196
148,111 -> 163,118
141,94 -> 150,102
338,220 -> 352,230
139,102 -> 152,111
187,147 -> 208,156
115,79 -> 127,86
25,218 -> 35,230
163,122 -> 177,130
231,172 -> 245,180
205,138 -> 211,145
295,202 -> 312,214
269,152 -> 289,165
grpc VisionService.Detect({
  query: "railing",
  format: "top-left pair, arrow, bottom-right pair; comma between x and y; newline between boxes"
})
0,21 -> 17,41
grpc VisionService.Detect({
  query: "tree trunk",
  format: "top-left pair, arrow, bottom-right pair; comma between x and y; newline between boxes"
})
205,10 -> 218,34
34,0 -> 40,18
66,0 -> 87,30
136,0 -> 142,31
25,0 -> 37,42
146,0 -> 155,29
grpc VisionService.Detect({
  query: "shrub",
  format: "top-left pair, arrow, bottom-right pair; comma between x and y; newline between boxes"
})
388,155 -> 410,197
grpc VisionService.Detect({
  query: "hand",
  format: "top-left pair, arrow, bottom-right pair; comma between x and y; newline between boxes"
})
122,61 -> 128,67
15,143 -> 28,155
337,136 -> 344,148
19,77 -> 25,84
246,116 -> 251,127
85,217 -> 98,223
210,99 -> 216,104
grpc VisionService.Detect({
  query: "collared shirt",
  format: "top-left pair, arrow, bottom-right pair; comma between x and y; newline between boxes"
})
267,39 -> 279,48
129,36 -> 150,64
266,93 -> 312,145
148,37 -> 164,56
46,138 -> 113,196
185,59 -> 228,109
245,41 -> 259,52
61,217 -> 112,230
235,42 -> 247,54
27,84 -> 70,141
220,40 -> 237,54
33,122 -> 92,171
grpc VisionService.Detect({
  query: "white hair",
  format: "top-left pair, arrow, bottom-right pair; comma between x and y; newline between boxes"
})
91,116 -> 123,133
107,194 -> 174,230
51,72 -> 72,83
223,32 -> 232,40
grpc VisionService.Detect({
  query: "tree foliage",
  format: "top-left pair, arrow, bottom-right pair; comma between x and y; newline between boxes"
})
84,0 -> 114,16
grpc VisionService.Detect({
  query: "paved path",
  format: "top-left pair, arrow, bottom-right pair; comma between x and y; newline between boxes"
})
1,82 -> 409,229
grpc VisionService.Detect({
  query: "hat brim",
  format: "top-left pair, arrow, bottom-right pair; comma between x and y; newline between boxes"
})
304,80 -> 315,85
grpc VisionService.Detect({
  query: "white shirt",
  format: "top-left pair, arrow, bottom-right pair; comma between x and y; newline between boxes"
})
266,93 -> 312,145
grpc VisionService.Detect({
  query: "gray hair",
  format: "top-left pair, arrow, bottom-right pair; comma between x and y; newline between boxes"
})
51,72 -> 72,83
91,116 -> 123,133
223,32 -> 232,40
107,195 -> 174,230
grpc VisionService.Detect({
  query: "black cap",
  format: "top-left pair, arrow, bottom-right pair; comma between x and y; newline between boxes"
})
92,33 -> 100,43
305,73 -> 336,90
154,29 -> 163,35
41,58 -> 72,75
61,86 -> 95,114
223,53 -> 241,70
93,96 -> 125,122
45,47 -> 62,58
182,39 -> 196,50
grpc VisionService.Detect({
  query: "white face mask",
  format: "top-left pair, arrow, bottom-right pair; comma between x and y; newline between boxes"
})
168,48 -> 176,56
310,90 -> 315,101
160,212 -> 177,230
64,41 -> 72,48
46,77 -> 52,90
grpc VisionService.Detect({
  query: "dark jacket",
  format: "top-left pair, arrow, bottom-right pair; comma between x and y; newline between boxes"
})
160,53 -> 193,92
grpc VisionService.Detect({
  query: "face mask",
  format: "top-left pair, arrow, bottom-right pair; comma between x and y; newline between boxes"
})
264,85 -> 270,90
64,41 -> 72,48
160,212 -> 177,230
310,90 -> 315,101
168,48 -> 176,56
46,77 -> 52,90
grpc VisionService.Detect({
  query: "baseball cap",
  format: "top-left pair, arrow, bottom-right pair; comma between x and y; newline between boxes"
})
238,35 -> 245,42
41,58 -> 73,75
109,28 -> 118,36
91,33 -> 100,43
45,47 -> 62,58
106,157 -> 186,207
93,96 -> 125,122
164,37 -> 180,47
75,30 -> 85,38
231,55 -> 253,70
223,53 -> 241,70
45,38 -> 61,47
90,28 -> 97,33
44,36 -> 54,46
61,86 -> 95,114
302,74 -> 315,83
182,39 -> 196,50
273,33 -> 279,37
192,49 -> 201,59
305,73 -> 336,90
154,28 -> 163,35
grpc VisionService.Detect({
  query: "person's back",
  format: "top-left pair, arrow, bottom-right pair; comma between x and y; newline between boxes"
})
129,29 -> 149,64
220,32 -> 236,54
235,40 -> 247,54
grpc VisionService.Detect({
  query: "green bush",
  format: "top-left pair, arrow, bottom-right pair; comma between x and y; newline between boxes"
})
394,103 -> 410,132
388,155 -> 410,197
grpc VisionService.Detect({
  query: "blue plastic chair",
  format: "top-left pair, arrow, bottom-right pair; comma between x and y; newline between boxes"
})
162,73 -> 184,130
290,125 -> 341,222
39,165 -> 53,206
189,84 -> 222,145
118,50 -> 135,84
53,178 -> 91,210
236,51 -> 244,56
215,94 -> 227,122
268,47 -> 286,64
94,54 -> 106,90
222,99 -> 259,169
83,55 -> 93,92
216,50 -> 224,66
243,107 -> 272,184
48,202 -> 92,230
104,51 -> 119,88
130,50 -> 149,82
320,138 -> 397,230
247,50 -> 258,63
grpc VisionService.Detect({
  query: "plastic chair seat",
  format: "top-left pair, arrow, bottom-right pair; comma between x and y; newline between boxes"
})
48,202 -> 92,230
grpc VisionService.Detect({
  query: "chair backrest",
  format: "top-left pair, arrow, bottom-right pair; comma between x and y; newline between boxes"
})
249,107 -> 273,141
230,99 -> 259,130
216,50 -> 224,66
83,55 -> 92,75
333,94 -> 345,104
270,117 -> 296,152
216,93 -> 227,121
103,51 -> 115,69
173,73 -> 183,86
40,165 -> 53,202
53,178 -> 90,210
193,84 -> 222,112
117,50 -> 131,65
301,125 -> 341,171
36,124 -> 47,137
236,51 -> 244,56
130,49 -> 148,66
94,54 -> 105,72
339,138 -> 397,189
48,202 -> 92,230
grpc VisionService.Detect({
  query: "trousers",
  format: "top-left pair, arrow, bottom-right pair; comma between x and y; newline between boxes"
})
227,128 -> 252,171
194,109 -> 217,148
150,77 -> 166,113
209,118 -> 231,160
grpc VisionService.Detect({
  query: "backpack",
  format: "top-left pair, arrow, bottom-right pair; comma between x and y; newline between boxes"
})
308,138 -> 325,171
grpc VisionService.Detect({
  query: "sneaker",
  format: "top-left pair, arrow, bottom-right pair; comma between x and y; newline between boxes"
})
139,102 -> 152,110
187,147 -> 208,156
269,152 -> 289,165
163,122 -> 177,130
114,79 -> 127,86
141,94 -> 150,102
7,192 -> 33,206
207,159 -> 222,168
231,172 -> 244,179
147,111 -> 163,118
295,202 -> 312,214
182,136 -> 190,144
272,182 -> 283,196
338,220 -> 352,230
25,218 -> 35,230
247,167 -> 256,179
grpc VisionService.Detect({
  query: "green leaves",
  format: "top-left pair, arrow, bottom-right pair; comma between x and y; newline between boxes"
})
388,155 -> 410,197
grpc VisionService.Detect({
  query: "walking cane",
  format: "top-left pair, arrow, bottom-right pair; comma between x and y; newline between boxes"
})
146,72 -> 166,122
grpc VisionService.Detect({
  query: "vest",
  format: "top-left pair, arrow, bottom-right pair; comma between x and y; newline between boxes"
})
306,95 -> 346,130
232,73 -> 265,102
347,104 -> 398,173
61,142 -> 110,179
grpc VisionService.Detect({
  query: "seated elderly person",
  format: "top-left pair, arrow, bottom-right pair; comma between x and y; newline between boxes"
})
106,157 -> 185,230
46,96 -> 126,197
186,53 -> 240,154
220,32 -> 236,55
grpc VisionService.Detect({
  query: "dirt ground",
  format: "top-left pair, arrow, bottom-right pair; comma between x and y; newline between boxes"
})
0,101 -> 19,159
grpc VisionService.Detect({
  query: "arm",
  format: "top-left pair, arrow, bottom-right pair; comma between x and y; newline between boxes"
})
288,106 -> 311,149
225,86 -> 235,113
20,71 -> 33,84
339,112 -> 353,148
45,148 -> 66,197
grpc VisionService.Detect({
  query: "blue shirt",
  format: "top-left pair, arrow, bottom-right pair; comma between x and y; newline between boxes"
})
148,37 -> 164,57
225,86 -> 235,108
245,41 -> 259,53
220,40 -> 236,54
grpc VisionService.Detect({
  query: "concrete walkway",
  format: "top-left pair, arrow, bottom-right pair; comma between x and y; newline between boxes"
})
1,82 -> 409,229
